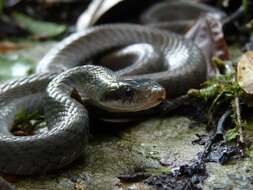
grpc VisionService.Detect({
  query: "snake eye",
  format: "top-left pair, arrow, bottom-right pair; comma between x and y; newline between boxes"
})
125,87 -> 134,97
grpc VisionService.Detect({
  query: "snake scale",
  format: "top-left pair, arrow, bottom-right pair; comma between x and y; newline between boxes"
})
0,24 -> 206,175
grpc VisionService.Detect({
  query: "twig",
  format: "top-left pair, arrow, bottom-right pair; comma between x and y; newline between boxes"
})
216,109 -> 231,137
222,6 -> 244,25
234,96 -> 244,146
233,62 -> 245,151
201,108 -> 232,161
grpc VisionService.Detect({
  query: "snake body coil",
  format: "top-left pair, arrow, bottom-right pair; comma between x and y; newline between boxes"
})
0,24 -> 206,175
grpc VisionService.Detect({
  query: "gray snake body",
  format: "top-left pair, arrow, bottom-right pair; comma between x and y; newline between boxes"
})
0,24 -> 206,175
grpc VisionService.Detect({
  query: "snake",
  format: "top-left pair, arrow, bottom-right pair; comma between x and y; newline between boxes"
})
0,24 -> 206,175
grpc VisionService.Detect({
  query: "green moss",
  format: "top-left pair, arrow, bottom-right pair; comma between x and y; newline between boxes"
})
225,128 -> 239,142
12,110 -> 46,136
145,167 -> 171,175
188,74 -> 242,102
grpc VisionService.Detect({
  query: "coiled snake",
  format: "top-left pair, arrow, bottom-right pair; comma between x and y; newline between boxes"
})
0,24 -> 206,175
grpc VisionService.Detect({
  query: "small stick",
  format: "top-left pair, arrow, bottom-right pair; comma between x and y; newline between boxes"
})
200,109 -> 231,161
234,96 -> 244,146
233,62 -> 245,150
216,109 -> 231,137
222,6 -> 244,25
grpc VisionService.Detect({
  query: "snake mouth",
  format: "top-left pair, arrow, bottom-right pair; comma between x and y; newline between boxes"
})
140,87 -> 166,111
158,89 -> 166,101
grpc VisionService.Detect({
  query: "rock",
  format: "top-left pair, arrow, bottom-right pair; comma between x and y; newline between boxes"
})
14,116 -> 204,190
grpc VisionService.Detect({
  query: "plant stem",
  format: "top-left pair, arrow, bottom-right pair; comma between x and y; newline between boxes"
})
234,96 -> 244,145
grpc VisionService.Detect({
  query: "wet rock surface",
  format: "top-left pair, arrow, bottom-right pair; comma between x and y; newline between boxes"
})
144,160 -> 207,190
14,116 -> 204,190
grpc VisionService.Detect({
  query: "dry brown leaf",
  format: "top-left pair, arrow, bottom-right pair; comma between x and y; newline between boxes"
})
185,14 -> 229,77
237,51 -> 253,94
0,41 -> 31,53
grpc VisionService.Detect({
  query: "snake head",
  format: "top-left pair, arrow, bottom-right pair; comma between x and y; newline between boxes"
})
99,79 -> 166,112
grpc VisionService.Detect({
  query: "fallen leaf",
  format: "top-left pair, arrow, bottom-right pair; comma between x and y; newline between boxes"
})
237,51 -> 253,94
0,41 -> 31,53
186,14 -> 229,77
13,12 -> 67,39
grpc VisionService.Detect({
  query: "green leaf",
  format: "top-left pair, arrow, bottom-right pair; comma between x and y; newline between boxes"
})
225,128 -> 239,142
13,12 -> 66,38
